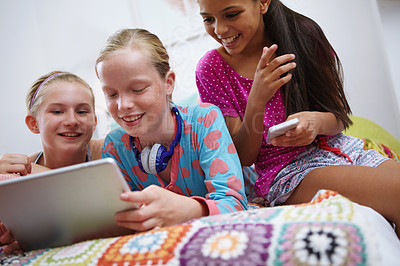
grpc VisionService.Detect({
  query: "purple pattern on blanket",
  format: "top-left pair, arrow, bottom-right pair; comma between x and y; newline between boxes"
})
179,223 -> 272,265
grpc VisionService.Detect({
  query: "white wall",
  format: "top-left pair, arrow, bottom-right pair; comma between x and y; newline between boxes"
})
377,0 -> 400,115
0,0 -> 399,156
0,0 -> 136,155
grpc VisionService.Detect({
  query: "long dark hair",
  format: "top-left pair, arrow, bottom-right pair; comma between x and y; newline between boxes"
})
264,0 -> 352,128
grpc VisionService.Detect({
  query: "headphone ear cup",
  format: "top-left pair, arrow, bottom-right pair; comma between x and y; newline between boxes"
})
140,146 -> 152,174
149,144 -> 166,174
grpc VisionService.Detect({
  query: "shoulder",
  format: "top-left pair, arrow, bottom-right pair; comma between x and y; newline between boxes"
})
196,49 -> 222,72
105,127 -> 126,141
198,49 -> 219,63
103,127 -> 131,152
28,152 -> 40,162
31,163 -> 50,174
177,103 -> 222,117
176,103 -> 224,126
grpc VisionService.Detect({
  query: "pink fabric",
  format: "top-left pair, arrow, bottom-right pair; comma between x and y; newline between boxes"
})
0,174 -> 20,182
196,49 -> 306,197
191,196 -> 221,216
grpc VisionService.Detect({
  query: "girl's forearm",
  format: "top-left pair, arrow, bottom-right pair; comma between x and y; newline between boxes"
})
229,96 -> 267,166
317,112 -> 344,136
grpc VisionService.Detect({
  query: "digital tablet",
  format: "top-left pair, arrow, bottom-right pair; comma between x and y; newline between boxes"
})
0,158 -> 137,251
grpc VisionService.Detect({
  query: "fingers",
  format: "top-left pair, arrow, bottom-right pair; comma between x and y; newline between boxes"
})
120,190 -> 150,207
116,187 -> 157,231
0,222 -> 7,235
116,215 -> 162,231
3,241 -> 23,255
255,45 -> 296,93
257,44 -> 278,69
4,165 -> 30,176
26,160 -> 32,174
116,186 -> 171,231
0,230 -> 15,245
270,72 -> 293,89
115,203 -> 162,232
0,154 -> 32,175
257,44 -> 296,74
268,53 -> 296,73
271,115 -> 316,146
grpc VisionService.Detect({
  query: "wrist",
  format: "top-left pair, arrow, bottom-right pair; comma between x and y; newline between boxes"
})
248,88 -> 268,109
190,196 -> 210,217
317,112 -> 343,135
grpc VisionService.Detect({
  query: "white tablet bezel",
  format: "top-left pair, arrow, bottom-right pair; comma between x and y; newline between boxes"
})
0,158 -> 136,251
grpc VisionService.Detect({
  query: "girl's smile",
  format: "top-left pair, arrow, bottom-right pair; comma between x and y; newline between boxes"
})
97,48 -> 175,144
199,0 -> 268,56
34,81 -> 96,154
220,33 -> 241,48
120,113 -> 144,126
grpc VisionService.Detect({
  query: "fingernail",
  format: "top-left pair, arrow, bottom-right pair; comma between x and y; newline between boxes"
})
121,193 -> 128,200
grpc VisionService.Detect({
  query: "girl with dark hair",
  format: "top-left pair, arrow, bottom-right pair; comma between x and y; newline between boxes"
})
195,0 -> 400,237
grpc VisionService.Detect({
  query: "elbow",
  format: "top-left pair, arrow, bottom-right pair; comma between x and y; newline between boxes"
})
235,146 -> 257,166
241,159 -> 254,167
238,155 -> 256,167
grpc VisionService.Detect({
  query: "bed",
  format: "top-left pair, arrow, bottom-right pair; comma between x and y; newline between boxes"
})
1,116 -> 400,265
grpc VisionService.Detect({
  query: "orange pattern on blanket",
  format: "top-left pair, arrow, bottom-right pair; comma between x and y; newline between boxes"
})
98,224 -> 192,265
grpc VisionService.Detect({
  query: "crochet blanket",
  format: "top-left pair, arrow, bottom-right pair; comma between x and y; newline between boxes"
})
2,190 -> 399,265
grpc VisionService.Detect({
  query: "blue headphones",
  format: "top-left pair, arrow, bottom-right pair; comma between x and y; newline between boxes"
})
129,106 -> 182,175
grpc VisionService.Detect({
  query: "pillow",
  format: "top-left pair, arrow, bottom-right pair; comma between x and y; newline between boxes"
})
362,138 -> 399,161
344,115 -> 400,160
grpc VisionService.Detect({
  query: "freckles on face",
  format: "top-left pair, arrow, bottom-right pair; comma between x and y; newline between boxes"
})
96,49 -> 171,138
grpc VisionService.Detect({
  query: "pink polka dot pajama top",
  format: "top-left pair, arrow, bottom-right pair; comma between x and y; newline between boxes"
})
196,49 -> 388,206
196,49 -> 304,200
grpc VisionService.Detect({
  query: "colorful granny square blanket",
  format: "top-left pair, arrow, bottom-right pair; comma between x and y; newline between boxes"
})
0,190 -> 382,265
